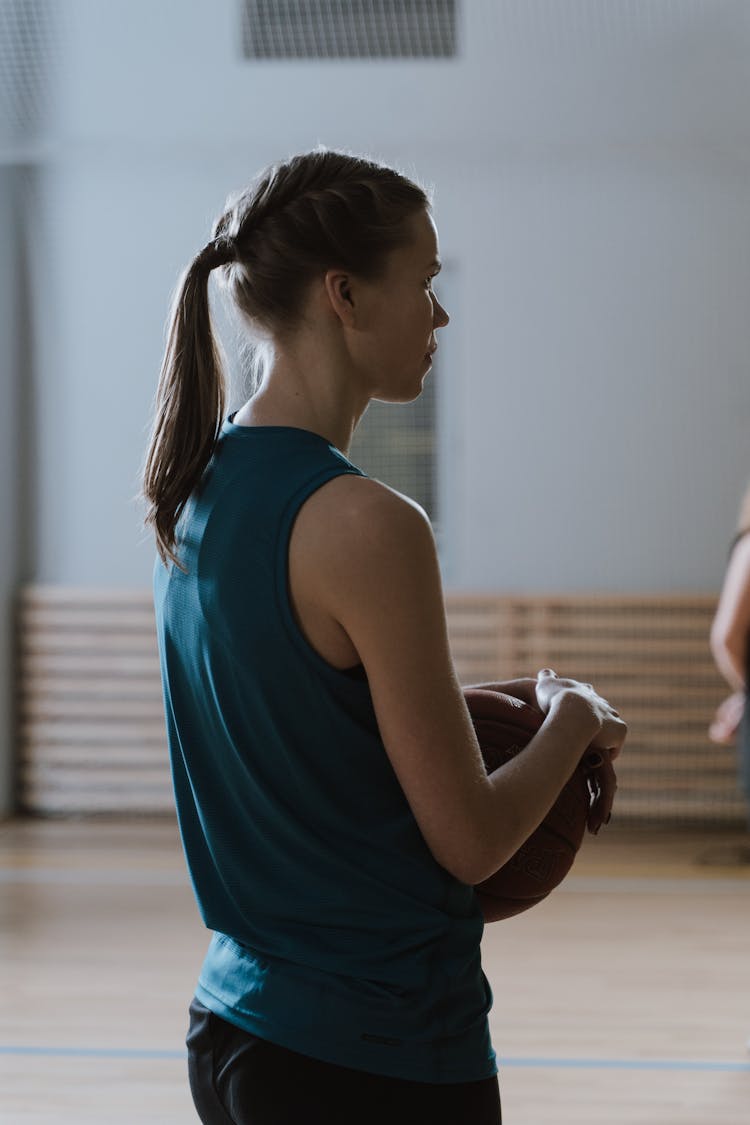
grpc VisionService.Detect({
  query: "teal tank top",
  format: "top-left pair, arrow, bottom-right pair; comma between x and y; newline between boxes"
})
153,417 -> 496,1083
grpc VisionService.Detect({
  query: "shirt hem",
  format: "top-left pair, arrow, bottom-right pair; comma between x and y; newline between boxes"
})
194,980 -> 498,1086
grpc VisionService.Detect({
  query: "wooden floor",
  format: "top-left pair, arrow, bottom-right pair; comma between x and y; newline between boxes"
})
1,818 -> 749,1124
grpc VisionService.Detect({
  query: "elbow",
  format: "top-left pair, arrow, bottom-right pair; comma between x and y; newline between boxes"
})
443,857 -> 496,888
447,847 -> 519,889
433,844 -> 486,888
709,621 -> 726,661
711,621 -> 743,666
433,820 -> 523,888
444,861 -> 481,887
462,839 -> 522,887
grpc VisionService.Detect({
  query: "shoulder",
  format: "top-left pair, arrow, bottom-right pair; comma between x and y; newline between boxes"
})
299,472 -> 435,559
314,471 -> 427,523
730,529 -> 750,562
290,473 -> 442,627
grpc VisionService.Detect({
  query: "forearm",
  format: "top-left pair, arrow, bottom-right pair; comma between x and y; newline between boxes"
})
472,695 -> 600,882
710,625 -> 746,693
710,637 -> 745,693
711,533 -> 750,693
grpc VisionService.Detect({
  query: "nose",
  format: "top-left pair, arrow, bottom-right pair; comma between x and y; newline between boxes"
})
432,294 -> 449,328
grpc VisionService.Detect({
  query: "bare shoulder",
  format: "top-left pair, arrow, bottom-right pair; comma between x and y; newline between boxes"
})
730,530 -> 750,570
295,472 -> 436,565
288,472 -> 442,663
305,471 -> 429,525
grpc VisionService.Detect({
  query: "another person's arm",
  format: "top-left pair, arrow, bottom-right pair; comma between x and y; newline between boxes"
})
710,532 -> 750,692
709,531 -> 750,744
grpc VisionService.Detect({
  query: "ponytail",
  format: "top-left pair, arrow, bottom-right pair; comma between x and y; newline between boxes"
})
142,238 -> 233,568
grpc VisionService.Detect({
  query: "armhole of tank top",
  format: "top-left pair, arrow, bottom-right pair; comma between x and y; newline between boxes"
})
275,465 -> 368,683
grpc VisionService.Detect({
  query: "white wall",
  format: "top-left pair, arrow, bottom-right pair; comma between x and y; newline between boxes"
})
25,0 -> 750,591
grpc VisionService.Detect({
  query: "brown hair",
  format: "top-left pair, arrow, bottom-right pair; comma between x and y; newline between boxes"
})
142,148 -> 430,567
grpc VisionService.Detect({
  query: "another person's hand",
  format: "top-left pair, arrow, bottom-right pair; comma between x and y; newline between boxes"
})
708,691 -> 745,745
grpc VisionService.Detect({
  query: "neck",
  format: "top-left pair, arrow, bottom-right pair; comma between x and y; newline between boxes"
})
232,340 -> 369,456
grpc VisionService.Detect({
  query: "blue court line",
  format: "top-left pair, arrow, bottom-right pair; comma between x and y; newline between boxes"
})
500,1056 -> 750,1073
0,1046 -> 184,1060
1,1046 -> 749,1072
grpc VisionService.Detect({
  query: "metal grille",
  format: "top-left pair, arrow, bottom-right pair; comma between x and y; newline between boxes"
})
0,0 -> 59,155
349,372 -> 437,521
241,0 -> 457,59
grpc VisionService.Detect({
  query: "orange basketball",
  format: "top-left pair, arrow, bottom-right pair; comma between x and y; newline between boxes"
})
465,688 -> 614,922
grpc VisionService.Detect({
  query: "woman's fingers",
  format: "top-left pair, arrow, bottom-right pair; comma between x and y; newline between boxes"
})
534,669 -> 625,826
586,753 -> 618,833
590,715 -> 627,761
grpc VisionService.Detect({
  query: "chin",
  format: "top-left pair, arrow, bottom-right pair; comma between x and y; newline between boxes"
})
373,383 -> 425,405
373,380 -> 425,407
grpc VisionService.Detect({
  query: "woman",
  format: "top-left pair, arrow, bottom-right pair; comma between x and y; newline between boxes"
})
143,149 -> 626,1125
710,483 -> 750,812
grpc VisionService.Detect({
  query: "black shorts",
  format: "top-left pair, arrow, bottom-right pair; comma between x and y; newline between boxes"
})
187,997 -> 502,1125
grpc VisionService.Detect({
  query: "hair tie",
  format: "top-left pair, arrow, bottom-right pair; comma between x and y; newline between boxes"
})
195,237 -> 235,272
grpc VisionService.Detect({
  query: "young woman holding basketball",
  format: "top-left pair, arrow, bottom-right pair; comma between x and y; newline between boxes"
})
143,149 -> 626,1125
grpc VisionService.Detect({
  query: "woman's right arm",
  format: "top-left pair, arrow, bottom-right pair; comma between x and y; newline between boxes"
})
311,476 -> 626,886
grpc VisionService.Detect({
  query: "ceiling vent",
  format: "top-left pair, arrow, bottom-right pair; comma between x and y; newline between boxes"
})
0,0 -> 59,158
241,0 -> 457,60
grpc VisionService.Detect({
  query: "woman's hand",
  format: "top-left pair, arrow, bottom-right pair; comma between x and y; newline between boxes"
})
534,668 -> 627,761
463,677 -> 540,709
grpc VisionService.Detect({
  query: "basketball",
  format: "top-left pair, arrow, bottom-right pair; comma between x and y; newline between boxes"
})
465,687 -> 615,922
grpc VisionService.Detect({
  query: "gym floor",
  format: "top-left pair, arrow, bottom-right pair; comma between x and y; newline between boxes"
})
1,818 -> 749,1124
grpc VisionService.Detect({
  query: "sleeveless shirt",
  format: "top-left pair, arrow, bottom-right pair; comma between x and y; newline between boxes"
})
153,417 -> 496,1083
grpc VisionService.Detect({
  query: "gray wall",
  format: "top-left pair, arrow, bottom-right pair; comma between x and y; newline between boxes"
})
0,169 -> 21,815
20,0 -> 750,596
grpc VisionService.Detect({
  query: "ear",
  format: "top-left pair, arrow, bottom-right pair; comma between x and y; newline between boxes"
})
323,269 -> 357,327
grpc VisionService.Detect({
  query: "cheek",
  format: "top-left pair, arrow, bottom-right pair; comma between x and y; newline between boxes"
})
410,291 -> 434,330
387,302 -> 418,342
378,291 -> 431,356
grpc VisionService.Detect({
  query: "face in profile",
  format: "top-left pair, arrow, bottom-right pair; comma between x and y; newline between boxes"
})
352,209 -> 450,403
